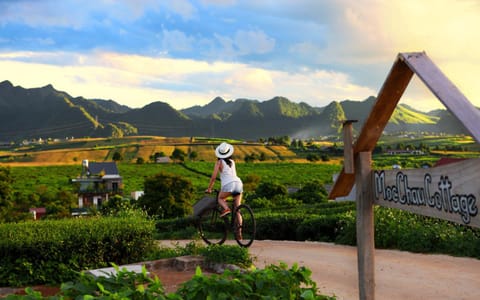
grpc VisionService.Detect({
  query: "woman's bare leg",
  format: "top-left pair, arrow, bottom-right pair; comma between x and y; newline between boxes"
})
218,191 -> 231,211
233,193 -> 243,239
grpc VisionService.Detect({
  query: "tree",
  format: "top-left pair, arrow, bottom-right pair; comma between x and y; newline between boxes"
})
171,148 -> 186,162
189,151 -> 198,161
306,153 -> 319,162
137,172 -> 193,218
112,151 -> 123,161
150,152 -> 166,163
244,153 -> 257,163
259,152 -> 267,161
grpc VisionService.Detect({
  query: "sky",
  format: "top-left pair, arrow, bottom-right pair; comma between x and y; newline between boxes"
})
1,0 -> 479,112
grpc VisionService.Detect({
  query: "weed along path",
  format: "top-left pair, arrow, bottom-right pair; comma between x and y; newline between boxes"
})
160,240 -> 480,300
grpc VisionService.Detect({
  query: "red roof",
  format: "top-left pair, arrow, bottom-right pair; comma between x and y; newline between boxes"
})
434,157 -> 467,167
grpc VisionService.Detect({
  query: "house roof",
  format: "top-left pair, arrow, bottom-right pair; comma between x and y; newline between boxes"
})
88,162 -> 119,176
29,207 -> 46,213
433,157 -> 467,167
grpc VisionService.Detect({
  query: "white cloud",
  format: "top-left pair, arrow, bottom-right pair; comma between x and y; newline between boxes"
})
1,0 -> 480,113
234,30 -> 276,55
0,50 -> 375,109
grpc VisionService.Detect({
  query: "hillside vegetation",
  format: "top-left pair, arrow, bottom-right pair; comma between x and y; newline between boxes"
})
0,80 -> 475,141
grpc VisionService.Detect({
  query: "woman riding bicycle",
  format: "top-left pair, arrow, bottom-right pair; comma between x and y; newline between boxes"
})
205,142 -> 243,239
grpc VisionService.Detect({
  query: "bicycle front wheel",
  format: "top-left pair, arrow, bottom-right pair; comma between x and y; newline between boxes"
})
198,207 -> 228,245
234,204 -> 256,247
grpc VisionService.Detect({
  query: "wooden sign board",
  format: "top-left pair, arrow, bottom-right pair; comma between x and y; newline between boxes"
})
374,158 -> 480,228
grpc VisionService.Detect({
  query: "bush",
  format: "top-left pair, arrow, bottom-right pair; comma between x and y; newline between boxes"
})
254,182 -> 288,200
199,244 -> 252,268
297,215 -> 340,242
0,216 -> 155,287
292,180 -> 328,204
255,213 -> 305,240
9,263 -> 336,299
177,263 -> 335,300
249,196 -> 302,209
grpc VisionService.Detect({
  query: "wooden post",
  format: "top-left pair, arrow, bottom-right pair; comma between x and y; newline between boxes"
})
343,120 -> 357,174
356,151 -> 375,300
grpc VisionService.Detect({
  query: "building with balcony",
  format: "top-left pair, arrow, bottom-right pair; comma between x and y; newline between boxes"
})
71,160 -> 123,209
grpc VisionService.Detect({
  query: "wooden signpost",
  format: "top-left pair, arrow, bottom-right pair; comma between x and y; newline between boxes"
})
329,51 -> 480,300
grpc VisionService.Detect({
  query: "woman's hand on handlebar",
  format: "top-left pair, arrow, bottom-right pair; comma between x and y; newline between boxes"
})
205,188 -> 217,194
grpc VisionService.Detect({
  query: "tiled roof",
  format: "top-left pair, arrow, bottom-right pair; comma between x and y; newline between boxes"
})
88,162 -> 119,175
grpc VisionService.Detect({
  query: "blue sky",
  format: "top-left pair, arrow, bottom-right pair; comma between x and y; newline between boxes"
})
1,0 -> 479,111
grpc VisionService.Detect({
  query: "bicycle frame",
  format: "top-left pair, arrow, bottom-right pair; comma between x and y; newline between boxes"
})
197,190 -> 255,247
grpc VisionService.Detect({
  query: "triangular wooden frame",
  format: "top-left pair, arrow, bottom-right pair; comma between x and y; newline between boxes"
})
329,51 -> 480,199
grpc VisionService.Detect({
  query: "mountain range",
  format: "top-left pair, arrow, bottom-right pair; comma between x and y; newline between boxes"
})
0,80 -> 472,141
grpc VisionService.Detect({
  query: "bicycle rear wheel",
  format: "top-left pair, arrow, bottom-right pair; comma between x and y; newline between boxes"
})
233,204 -> 256,247
197,207 -> 228,245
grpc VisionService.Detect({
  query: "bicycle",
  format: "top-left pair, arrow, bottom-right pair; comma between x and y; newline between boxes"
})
196,190 -> 256,247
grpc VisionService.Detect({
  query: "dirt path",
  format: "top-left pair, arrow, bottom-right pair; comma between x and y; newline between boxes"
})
247,240 -> 480,300
160,240 -> 480,300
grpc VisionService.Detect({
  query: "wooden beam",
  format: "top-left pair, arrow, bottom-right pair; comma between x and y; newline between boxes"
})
328,54 -> 414,199
355,55 -> 414,152
400,52 -> 480,143
343,120 -> 357,174
356,152 -> 375,300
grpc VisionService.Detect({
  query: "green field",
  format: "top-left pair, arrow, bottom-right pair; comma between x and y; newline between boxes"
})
3,134 -> 479,201
9,162 -> 342,198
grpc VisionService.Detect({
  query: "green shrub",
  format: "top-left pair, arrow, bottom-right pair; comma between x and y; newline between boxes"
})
248,196 -> 275,209
144,240 -> 205,261
296,215 -> 340,242
249,195 -> 303,209
333,210 -> 357,246
292,180 -> 328,204
199,244 -> 252,268
0,216 -> 155,287
254,181 -> 288,199
254,213 -> 305,240
333,207 -> 480,259
176,263 -> 335,300
8,263 -> 336,300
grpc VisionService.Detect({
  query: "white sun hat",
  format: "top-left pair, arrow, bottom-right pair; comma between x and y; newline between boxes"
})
215,142 -> 234,158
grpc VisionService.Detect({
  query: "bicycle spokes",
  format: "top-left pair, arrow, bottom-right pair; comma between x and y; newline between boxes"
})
198,208 -> 228,245
234,204 -> 255,247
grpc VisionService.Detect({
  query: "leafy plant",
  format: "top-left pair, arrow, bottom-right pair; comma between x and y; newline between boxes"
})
177,263 -> 335,300
7,263 -> 336,299
199,244 -> 252,268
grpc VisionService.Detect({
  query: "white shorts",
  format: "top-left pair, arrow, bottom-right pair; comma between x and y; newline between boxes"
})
221,181 -> 243,194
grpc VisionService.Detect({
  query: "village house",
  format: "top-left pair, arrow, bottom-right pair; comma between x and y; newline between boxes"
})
71,160 -> 123,209
29,207 -> 46,220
